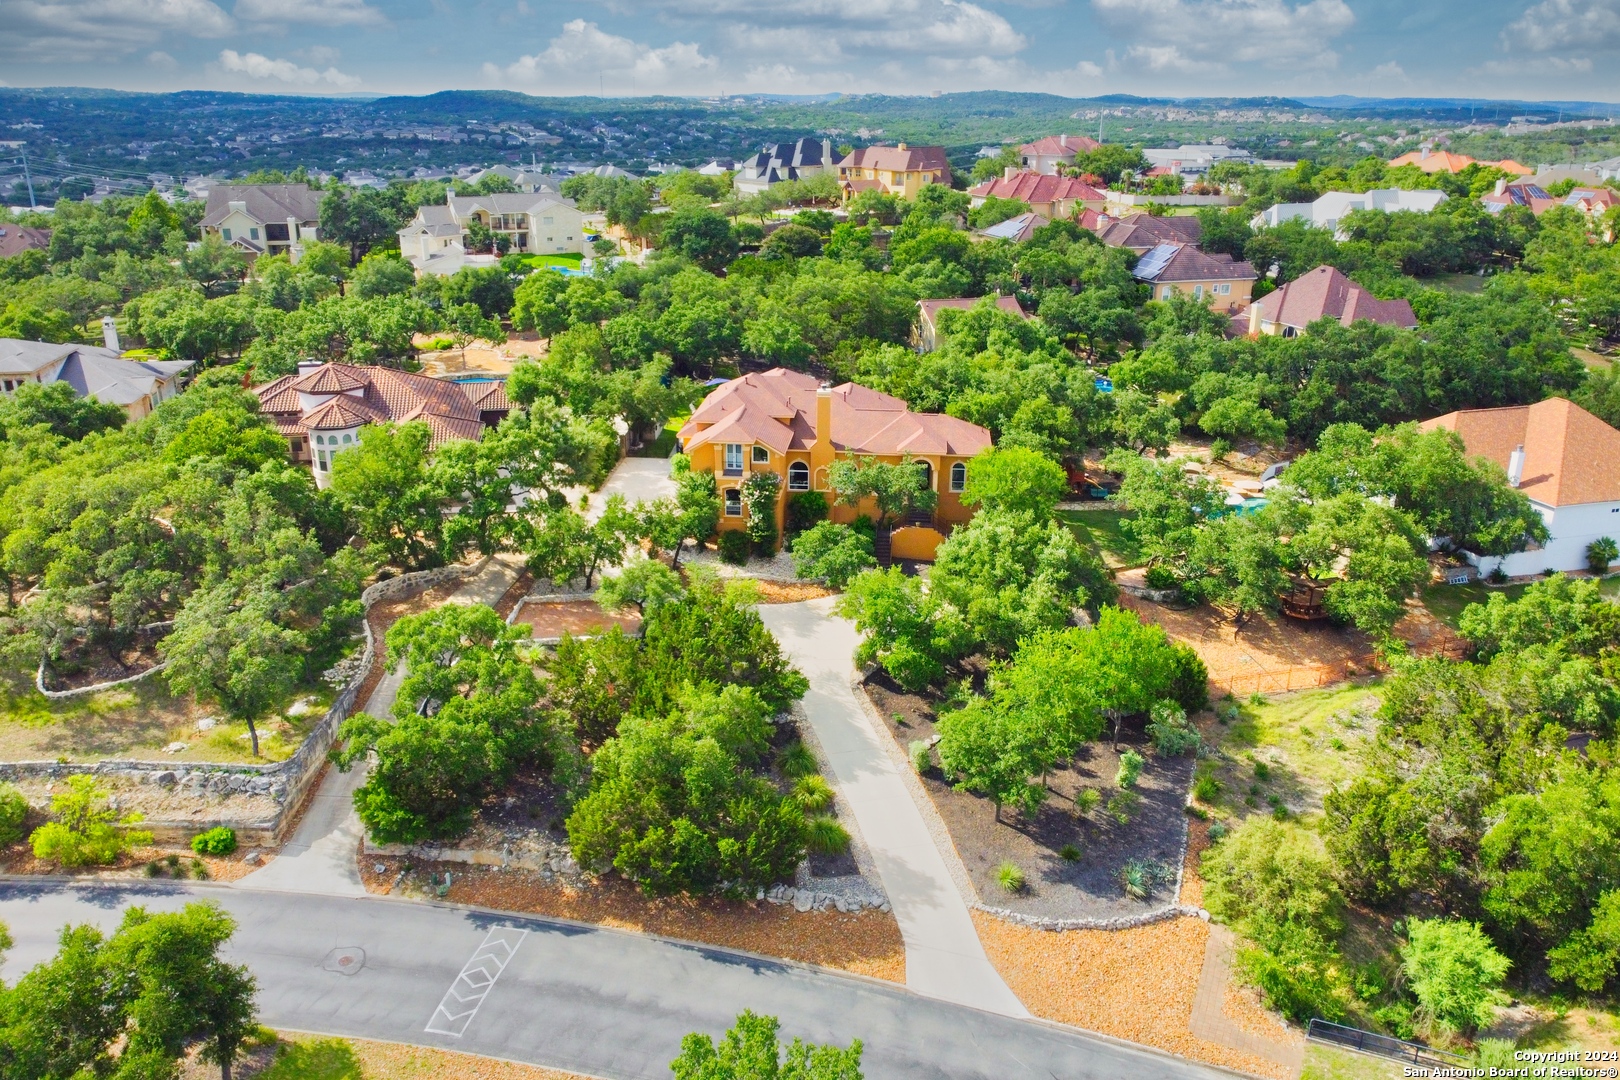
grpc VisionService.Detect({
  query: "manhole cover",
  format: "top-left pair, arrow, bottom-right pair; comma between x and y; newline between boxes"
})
321,947 -> 366,975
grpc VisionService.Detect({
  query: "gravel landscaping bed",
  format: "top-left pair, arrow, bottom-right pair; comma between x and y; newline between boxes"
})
178,1030 -> 586,1080
866,676 -> 1196,923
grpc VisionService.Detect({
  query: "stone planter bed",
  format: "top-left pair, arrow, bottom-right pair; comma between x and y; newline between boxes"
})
509,599 -> 642,642
865,674 -> 1197,925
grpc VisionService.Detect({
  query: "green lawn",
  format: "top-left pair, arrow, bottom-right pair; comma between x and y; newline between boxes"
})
634,413 -> 686,458
1058,508 -> 1142,569
1419,580 -> 1527,628
1427,271 -> 1487,294
513,252 -> 584,271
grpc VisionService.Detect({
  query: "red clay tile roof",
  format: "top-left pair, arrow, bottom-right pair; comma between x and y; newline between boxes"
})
1252,266 -> 1417,331
677,368 -> 991,459
254,363 -> 487,448
1420,398 -> 1620,507
838,145 -> 950,174
1389,150 -> 1477,174
1020,135 -> 1100,158
968,171 -> 1106,205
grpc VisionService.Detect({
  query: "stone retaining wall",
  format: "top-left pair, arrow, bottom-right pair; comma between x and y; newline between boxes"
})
10,557 -> 491,845
36,659 -> 170,700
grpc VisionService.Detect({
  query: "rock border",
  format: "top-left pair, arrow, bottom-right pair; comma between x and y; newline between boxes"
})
36,658 -> 170,700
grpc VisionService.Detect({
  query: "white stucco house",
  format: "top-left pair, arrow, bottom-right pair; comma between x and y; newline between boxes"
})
198,184 -> 323,261
0,338 -> 193,421
1422,398 -> 1620,578
397,192 -> 586,275
1252,188 -> 1448,237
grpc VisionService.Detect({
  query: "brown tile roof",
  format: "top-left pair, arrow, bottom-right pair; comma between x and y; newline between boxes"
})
1134,243 -> 1257,284
1421,398 -> 1620,507
200,183 -> 323,228
677,368 -> 991,459
917,295 -> 1026,331
838,145 -> 950,175
968,171 -> 1106,205
0,225 -> 50,259
1252,266 -> 1417,331
1020,135 -> 1100,158
463,380 -> 513,413
1389,150 -> 1476,174
1094,212 -> 1201,251
254,363 -> 486,448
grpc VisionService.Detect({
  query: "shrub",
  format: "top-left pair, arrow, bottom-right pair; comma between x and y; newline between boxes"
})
1193,772 -> 1222,803
1120,858 -> 1166,900
1166,642 -> 1210,712
1147,700 -> 1200,756
718,530 -> 751,565
1144,564 -> 1179,590
805,815 -> 850,856
1060,843 -> 1082,862
0,784 -> 28,845
996,861 -> 1026,893
791,521 -> 876,589
1208,821 -> 1228,842
29,776 -> 153,868
792,775 -> 833,812
1589,537 -> 1619,576
1107,790 -> 1140,823
777,740 -> 818,778
1116,749 -> 1145,788
1401,919 -> 1511,1037
785,491 -> 829,539
191,857 -> 210,879
908,739 -> 932,774
191,826 -> 238,857
1075,788 -> 1102,815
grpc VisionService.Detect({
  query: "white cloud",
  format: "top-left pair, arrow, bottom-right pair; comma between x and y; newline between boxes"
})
1091,0 -> 1354,70
218,48 -> 362,87
486,19 -> 718,89
147,49 -> 179,68
300,45 -> 342,65
1504,0 -> 1620,52
1474,54 -> 1595,74
233,0 -> 383,26
1075,60 -> 1104,78
663,0 -> 1026,55
1369,60 -> 1407,78
0,0 -> 233,60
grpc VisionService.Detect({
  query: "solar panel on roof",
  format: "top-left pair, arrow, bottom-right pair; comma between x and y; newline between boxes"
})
1133,243 -> 1179,281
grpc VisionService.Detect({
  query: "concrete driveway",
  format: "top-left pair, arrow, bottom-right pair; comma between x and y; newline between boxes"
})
0,882 -> 1230,1080
758,598 -> 1027,1019
584,456 -> 676,521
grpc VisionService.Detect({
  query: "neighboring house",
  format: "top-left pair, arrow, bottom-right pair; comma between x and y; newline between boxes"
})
1482,178 -> 1619,221
1091,212 -> 1201,252
1133,244 -> 1257,312
1253,188 -> 1448,235
975,211 -> 1050,243
967,170 -> 1107,219
1019,134 -> 1101,175
837,144 -> 950,200
1388,149 -> 1532,175
255,361 -> 509,489
1248,266 -> 1418,337
0,225 -> 50,259
199,184 -> 323,260
465,165 -> 565,196
734,138 -> 835,195
915,295 -> 1027,351
397,192 -> 586,274
1421,398 -> 1620,577
676,368 -> 992,559
1141,145 -> 1251,177
698,160 -> 737,176
0,338 -> 192,421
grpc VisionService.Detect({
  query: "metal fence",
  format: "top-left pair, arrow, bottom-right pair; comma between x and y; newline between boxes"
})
1306,1018 -> 1469,1068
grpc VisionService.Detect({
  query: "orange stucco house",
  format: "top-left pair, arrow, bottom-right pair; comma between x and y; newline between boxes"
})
677,369 -> 992,560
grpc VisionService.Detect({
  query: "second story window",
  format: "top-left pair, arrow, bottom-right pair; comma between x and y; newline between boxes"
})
752,445 -> 770,464
950,462 -> 967,492
724,444 -> 743,474
788,462 -> 810,491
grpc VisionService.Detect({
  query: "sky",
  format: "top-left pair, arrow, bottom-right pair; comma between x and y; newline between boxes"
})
1,0 -> 1618,104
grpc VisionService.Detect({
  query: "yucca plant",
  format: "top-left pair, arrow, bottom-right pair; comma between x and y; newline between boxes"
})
777,740 -> 818,779
996,861 -> 1026,893
1120,860 -> 1152,900
793,775 -> 834,812
805,815 -> 850,855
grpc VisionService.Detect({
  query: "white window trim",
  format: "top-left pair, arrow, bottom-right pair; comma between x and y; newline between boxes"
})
787,463 -> 810,491
949,462 -> 967,493
723,488 -> 743,515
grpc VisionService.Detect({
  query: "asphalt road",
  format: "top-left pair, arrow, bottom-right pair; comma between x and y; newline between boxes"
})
0,881 -> 1233,1080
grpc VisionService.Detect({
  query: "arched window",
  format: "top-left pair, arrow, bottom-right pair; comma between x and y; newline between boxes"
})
949,462 -> 967,492
724,488 -> 742,516
787,462 -> 810,491
341,433 -> 353,444
314,434 -> 325,445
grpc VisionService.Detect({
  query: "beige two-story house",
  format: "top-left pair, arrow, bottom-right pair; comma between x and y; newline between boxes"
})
199,184 -> 323,261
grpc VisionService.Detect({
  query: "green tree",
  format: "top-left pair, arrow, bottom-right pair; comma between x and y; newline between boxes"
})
670,1010 -> 863,1080
1400,919 -> 1510,1037
827,457 -> 935,533
959,446 -> 1067,518
327,421 -> 445,570
526,498 -> 637,589
661,209 -> 739,273
837,567 -> 968,691
348,252 -> 417,299
0,381 -> 125,441
597,556 -> 686,617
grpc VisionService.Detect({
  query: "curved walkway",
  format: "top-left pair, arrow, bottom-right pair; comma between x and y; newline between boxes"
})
0,882 -> 1228,1080
758,598 -> 1027,1018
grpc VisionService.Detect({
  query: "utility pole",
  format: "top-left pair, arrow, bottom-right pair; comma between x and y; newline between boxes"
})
19,145 -> 36,210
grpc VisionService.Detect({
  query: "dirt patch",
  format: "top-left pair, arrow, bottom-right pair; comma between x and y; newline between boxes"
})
512,601 -> 641,639
360,857 -> 905,984
0,840 -> 261,883
180,1030 -> 585,1080
973,911 -> 1290,1079
493,571 -> 534,620
867,678 -> 1195,921
751,580 -> 837,604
